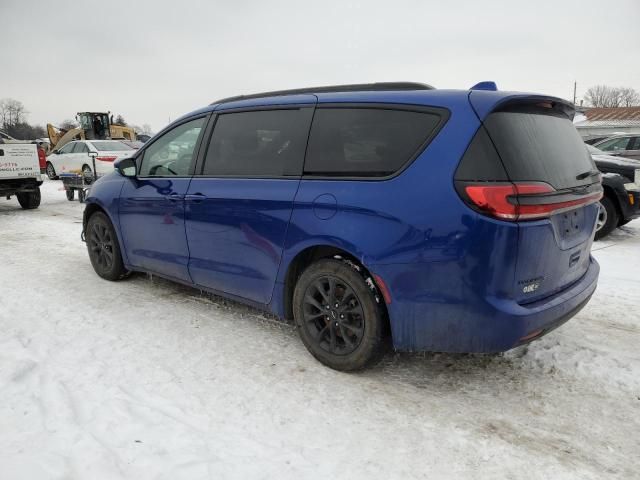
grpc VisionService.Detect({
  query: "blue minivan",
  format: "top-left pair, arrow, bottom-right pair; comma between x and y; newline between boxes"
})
83,82 -> 602,370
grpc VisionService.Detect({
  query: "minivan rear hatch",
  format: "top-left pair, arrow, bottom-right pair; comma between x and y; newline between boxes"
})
459,95 -> 602,303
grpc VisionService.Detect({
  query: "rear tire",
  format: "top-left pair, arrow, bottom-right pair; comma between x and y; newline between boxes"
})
293,259 -> 387,371
594,196 -> 618,240
16,188 -> 41,209
66,189 -> 75,201
86,211 -> 127,281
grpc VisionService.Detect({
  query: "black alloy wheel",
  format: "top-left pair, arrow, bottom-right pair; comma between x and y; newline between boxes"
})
302,275 -> 365,356
293,258 -> 387,371
86,212 -> 127,280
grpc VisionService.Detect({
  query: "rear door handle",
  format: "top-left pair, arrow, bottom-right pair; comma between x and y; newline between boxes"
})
185,193 -> 207,203
166,193 -> 184,202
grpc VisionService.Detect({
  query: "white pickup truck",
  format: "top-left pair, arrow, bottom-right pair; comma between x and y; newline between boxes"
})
0,143 -> 46,209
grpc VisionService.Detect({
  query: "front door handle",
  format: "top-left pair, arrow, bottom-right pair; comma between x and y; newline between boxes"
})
185,193 -> 207,203
166,193 -> 184,202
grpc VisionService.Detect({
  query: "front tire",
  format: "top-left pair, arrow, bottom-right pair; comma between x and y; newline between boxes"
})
594,196 -> 618,240
16,188 -> 41,209
86,211 -> 127,281
293,259 -> 387,371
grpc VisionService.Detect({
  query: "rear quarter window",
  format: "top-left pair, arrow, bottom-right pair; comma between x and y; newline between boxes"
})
304,107 -> 444,177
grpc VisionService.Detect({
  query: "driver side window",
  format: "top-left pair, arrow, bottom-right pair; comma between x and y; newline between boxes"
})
139,117 -> 205,177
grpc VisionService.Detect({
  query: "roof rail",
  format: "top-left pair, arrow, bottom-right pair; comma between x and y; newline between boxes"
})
211,82 -> 434,105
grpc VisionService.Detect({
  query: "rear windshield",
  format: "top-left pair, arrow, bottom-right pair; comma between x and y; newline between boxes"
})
90,141 -> 133,152
485,110 -> 596,190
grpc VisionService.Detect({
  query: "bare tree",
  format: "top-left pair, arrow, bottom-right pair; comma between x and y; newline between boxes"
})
59,119 -> 78,131
618,87 -> 640,107
584,85 -> 640,108
113,114 -> 127,126
0,98 -> 28,128
584,85 -> 614,107
0,100 -> 7,128
131,123 -> 153,136
9,123 -> 46,140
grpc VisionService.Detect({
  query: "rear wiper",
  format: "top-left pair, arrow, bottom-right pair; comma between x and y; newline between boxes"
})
575,169 -> 600,180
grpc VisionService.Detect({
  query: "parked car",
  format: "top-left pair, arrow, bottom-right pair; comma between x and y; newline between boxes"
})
587,144 -> 640,239
46,140 -> 135,180
0,143 -> 46,209
82,82 -> 602,371
592,134 -> 640,160
583,136 -> 611,145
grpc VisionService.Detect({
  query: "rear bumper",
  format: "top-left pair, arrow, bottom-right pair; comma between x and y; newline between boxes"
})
0,177 -> 43,196
375,256 -> 599,353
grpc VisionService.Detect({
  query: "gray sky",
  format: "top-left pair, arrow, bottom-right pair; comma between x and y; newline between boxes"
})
2,0 -> 639,133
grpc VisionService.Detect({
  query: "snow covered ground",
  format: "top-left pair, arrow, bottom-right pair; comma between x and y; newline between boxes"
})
1,179 -> 638,480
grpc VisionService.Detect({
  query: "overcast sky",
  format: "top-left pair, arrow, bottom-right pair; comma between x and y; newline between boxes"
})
2,0 -> 639,133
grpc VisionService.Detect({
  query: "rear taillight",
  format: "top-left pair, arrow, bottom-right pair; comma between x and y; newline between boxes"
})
37,147 -> 46,170
460,182 -> 603,221
96,156 -> 117,162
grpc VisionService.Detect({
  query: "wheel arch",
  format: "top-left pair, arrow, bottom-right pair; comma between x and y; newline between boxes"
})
83,200 -> 130,266
281,244 -> 391,338
83,201 -> 105,229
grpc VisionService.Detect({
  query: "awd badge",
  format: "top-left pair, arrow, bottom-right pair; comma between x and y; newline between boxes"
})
519,277 -> 543,294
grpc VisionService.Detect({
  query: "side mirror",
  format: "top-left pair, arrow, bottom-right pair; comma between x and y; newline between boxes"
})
115,157 -> 136,177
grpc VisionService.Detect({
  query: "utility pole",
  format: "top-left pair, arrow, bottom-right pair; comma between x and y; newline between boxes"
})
573,81 -> 577,105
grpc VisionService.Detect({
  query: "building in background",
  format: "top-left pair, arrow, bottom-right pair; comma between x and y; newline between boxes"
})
574,107 -> 640,142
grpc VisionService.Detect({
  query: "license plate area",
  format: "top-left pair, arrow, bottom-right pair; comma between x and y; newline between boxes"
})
559,208 -> 583,239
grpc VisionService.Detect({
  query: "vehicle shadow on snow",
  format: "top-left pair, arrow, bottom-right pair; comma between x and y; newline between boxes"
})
367,346 -> 547,392
136,273 -> 551,391
0,202 -> 32,213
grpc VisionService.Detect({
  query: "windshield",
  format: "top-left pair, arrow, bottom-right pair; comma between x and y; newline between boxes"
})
90,141 -> 133,152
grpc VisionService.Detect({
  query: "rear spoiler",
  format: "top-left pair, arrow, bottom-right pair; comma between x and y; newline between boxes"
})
468,89 -> 575,121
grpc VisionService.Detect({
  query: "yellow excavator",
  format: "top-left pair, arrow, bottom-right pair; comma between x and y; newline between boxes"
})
47,112 -> 137,152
